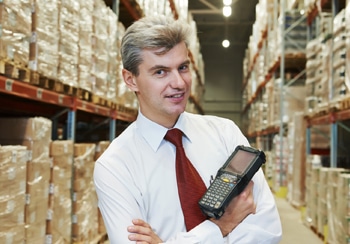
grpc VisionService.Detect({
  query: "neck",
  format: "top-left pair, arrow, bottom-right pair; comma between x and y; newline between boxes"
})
140,109 -> 180,129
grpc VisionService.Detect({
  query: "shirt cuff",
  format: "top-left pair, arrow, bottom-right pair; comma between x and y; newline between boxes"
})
190,220 -> 224,244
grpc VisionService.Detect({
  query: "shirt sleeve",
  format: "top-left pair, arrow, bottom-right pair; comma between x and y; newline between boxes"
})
226,169 -> 283,243
213,118 -> 282,243
94,158 -> 147,244
162,221 -> 224,244
162,170 -> 282,244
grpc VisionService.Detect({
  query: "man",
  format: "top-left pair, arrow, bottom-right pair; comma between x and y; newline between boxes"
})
94,15 -> 282,243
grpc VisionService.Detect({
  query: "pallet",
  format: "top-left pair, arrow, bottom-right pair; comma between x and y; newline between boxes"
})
339,96 -> 350,110
92,94 -> 108,107
106,100 -> 117,109
310,225 -> 325,241
78,88 -> 92,102
62,83 -> 78,96
0,59 -> 30,82
72,232 -> 108,244
116,104 -> 138,115
30,71 -> 59,90
310,103 -> 329,118
329,95 -> 350,112
284,52 -> 306,69
53,80 -> 64,93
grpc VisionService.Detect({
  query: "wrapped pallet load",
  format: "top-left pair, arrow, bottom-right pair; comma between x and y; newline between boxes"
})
0,117 -> 52,243
0,145 -> 28,243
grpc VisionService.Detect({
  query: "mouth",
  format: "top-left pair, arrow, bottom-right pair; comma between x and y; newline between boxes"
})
166,93 -> 184,98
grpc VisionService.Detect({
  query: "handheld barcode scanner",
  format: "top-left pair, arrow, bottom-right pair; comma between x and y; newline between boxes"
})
198,145 -> 266,219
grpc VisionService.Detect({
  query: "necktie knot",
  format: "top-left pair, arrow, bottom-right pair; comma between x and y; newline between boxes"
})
164,128 -> 184,148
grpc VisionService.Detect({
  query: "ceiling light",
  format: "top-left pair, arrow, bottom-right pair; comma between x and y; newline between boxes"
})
222,39 -> 230,48
223,0 -> 232,5
223,6 -> 231,17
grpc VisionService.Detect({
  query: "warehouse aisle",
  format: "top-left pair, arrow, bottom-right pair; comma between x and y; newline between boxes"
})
275,196 -> 323,244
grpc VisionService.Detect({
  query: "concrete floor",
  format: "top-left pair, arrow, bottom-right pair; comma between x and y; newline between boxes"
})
275,196 -> 323,244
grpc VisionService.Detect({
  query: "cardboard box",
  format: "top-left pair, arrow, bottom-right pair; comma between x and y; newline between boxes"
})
0,224 -> 25,243
94,141 -> 110,160
0,117 -> 52,161
0,145 -> 27,241
50,140 -> 74,157
0,117 -> 52,141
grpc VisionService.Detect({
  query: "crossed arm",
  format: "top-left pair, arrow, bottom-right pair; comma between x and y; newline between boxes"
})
128,181 -> 256,243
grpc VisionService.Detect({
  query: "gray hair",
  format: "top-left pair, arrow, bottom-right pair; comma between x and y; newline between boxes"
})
121,15 -> 192,76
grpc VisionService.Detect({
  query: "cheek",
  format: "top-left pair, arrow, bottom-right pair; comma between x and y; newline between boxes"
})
182,73 -> 192,85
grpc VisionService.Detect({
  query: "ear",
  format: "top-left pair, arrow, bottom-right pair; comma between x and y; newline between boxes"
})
122,68 -> 139,92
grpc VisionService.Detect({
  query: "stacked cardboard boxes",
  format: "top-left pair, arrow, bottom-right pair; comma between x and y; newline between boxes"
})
72,143 -> 98,242
29,0 -> 60,82
57,0 -> 79,88
0,0 -> 31,82
327,169 -> 349,243
47,140 -> 74,244
0,117 -> 52,243
0,0 -> 31,65
305,165 -> 350,242
0,145 -> 28,243
346,3 -> 350,97
94,141 -> 110,235
91,0 -> 110,98
287,112 -> 306,207
335,173 -> 350,243
332,9 -> 347,100
78,0 -> 94,94
106,8 -> 119,103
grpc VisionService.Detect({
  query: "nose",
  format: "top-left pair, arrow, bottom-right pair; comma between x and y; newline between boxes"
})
170,71 -> 187,88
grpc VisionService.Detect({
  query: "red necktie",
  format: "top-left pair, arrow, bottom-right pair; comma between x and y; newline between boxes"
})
165,128 -> 207,231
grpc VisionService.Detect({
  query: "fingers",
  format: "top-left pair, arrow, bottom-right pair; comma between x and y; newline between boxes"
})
242,181 -> 256,214
132,219 -> 152,229
128,220 -> 153,235
127,219 -> 163,244
241,180 -> 254,197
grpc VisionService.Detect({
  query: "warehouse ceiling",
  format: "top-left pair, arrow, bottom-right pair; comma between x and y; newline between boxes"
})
187,0 -> 258,122
188,0 -> 257,47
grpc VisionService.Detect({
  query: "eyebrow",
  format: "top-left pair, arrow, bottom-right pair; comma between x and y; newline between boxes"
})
148,60 -> 191,73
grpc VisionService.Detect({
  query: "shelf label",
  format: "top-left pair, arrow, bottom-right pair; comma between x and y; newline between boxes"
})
37,88 -> 43,99
30,31 -> 37,43
58,95 -> 63,104
5,79 -> 13,91
82,101 -> 86,109
95,106 -> 98,113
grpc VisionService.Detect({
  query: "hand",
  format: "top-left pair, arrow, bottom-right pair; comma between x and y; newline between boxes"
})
127,219 -> 163,244
210,180 -> 256,237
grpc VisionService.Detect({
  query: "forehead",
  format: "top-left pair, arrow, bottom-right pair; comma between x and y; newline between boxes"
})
140,42 -> 189,67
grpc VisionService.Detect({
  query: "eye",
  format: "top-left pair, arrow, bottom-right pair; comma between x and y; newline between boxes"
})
179,64 -> 189,72
155,69 -> 166,76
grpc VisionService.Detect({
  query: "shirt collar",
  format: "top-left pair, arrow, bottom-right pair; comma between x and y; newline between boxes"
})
135,111 -> 192,152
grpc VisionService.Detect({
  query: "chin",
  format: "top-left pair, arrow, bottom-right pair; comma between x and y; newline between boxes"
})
168,107 -> 185,116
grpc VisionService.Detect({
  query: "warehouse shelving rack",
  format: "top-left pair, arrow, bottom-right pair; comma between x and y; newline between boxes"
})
0,74 -> 137,142
277,0 -> 308,189
0,0 -> 141,144
305,0 -> 350,168
244,0 -> 350,188
0,1 -> 206,243
0,0 -> 205,145
242,0 -> 310,192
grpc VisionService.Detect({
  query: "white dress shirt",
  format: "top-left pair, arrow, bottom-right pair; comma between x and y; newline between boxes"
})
94,111 -> 282,243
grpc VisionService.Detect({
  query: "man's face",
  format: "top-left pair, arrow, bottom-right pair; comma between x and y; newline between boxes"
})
123,42 -> 192,128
